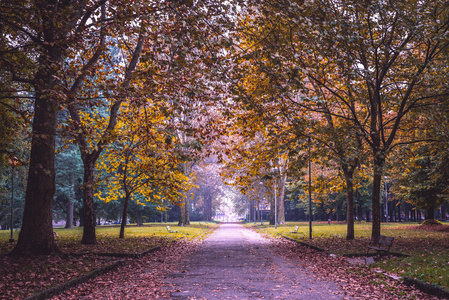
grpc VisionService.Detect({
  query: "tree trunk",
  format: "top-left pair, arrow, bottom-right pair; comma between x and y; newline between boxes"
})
119,193 -> 131,238
278,173 -> 287,224
185,193 -> 190,225
81,159 -> 96,244
135,208 -> 143,226
371,154 -> 384,243
178,163 -> 191,225
343,168 -> 355,240
178,196 -> 187,226
11,88 -> 59,255
205,195 -> 212,221
66,174 -> 75,229
427,205 -> 435,220
249,200 -> 255,223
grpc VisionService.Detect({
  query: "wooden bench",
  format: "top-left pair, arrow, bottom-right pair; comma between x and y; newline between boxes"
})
367,235 -> 394,258
290,226 -> 299,233
166,226 -> 178,233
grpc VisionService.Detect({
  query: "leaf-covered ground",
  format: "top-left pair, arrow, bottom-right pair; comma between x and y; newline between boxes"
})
0,223 -> 215,299
0,223 -> 446,299
254,222 -> 449,291
272,238 -> 439,299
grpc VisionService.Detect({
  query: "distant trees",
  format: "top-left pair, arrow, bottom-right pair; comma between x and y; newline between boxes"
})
191,161 -> 225,221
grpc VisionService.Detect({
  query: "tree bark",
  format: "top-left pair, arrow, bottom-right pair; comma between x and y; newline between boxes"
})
185,193 -> 190,225
11,89 -> 60,255
278,173 -> 286,224
66,173 -> 75,229
179,196 -> 187,226
135,208 -> 143,226
427,205 -> 435,220
81,158 -> 97,244
10,38 -> 63,255
371,154 -> 385,243
119,193 -> 130,238
343,168 -> 355,240
270,184 -> 275,225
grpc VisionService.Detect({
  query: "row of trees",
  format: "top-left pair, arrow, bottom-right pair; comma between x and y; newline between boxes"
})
1,0 -> 448,256
221,0 -> 449,241
1,0 -> 239,255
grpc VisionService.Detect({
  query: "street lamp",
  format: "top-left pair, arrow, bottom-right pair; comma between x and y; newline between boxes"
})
274,178 -> 277,229
308,137 -> 312,239
260,182 -> 263,225
8,157 -> 18,243
384,176 -> 388,224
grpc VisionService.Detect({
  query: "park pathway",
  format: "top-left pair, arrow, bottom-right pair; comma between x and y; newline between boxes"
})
163,223 -> 351,299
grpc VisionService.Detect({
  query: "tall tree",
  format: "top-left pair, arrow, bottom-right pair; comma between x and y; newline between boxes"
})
2,0 -> 114,255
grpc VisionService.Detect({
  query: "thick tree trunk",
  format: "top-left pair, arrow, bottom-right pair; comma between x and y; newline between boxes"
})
427,205 -> 435,220
81,159 -> 97,244
249,200 -> 255,223
204,195 -> 212,221
178,197 -> 187,226
135,208 -> 143,226
11,91 -> 59,255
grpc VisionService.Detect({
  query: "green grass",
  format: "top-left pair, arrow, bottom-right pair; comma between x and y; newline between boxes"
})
249,221 -> 449,290
0,221 -> 217,254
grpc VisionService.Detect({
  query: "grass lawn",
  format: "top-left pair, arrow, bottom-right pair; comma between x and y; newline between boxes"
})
249,221 -> 449,291
0,222 -> 217,299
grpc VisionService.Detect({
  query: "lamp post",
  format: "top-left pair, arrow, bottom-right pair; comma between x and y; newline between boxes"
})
247,197 -> 250,223
384,176 -> 388,224
274,179 -> 277,229
253,198 -> 256,224
308,137 -> 312,239
8,157 -> 18,243
270,166 -> 279,229
260,182 -> 263,225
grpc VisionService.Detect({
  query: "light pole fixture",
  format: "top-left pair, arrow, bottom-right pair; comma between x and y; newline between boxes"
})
270,166 -> 279,229
260,181 -> 264,225
308,137 -> 312,239
384,176 -> 388,224
274,178 -> 277,229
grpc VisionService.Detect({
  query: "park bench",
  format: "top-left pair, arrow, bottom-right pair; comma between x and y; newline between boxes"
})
166,226 -> 178,233
290,226 -> 299,233
367,235 -> 395,258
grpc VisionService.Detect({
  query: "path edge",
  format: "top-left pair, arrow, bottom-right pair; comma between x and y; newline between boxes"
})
280,235 -> 449,299
23,246 -> 161,300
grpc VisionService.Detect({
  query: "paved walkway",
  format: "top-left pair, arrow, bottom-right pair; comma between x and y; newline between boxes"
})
163,223 -> 351,299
